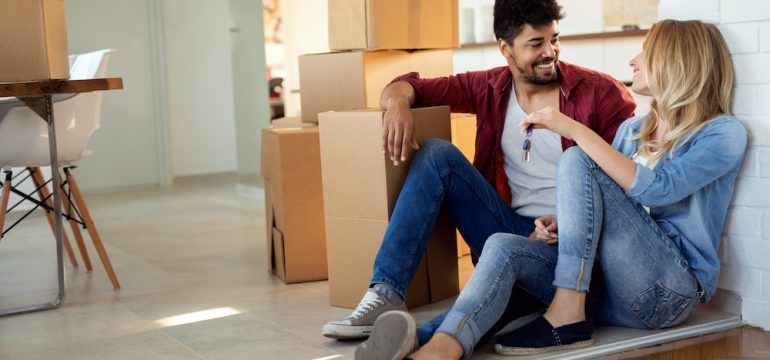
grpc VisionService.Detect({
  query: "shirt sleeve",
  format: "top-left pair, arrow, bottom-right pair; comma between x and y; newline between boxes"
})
390,71 -> 482,114
626,119 -> 748,207
595,81 -> 637,145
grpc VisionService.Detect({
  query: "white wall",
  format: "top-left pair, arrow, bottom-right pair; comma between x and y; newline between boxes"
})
65,0 -> 164,191
658,0 -> 770,330
229,0 -> 270,176
163,0 -> 238,177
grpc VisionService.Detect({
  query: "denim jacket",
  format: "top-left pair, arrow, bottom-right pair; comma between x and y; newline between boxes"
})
612,115 -> 748,301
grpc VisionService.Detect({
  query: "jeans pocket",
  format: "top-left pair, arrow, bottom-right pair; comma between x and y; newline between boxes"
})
631,283 -> 694,329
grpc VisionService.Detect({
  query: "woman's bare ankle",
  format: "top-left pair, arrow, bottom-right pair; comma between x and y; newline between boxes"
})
410,333 -> 464,360
543,288 -> 587,327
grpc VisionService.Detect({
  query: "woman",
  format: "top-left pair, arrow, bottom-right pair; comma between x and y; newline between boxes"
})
356,19 -> 747,360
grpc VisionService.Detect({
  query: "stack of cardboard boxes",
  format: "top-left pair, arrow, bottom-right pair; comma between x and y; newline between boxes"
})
262,0 -> 477,309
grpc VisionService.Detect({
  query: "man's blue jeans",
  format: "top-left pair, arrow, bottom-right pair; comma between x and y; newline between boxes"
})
367,139 -> 536,334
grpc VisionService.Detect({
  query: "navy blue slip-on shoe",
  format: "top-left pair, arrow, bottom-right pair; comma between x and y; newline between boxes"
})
494,315 -> 593,355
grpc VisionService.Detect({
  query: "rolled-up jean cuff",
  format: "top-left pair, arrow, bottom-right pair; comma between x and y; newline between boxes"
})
368,278 -> 406,300
553,254 -> 592,292
435,311 -> 480,359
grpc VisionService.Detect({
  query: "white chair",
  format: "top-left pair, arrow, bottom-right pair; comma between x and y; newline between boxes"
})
0,49 -> 120,289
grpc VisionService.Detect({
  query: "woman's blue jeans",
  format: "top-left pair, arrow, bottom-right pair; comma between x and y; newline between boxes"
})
553,147 -> 702,329
430,147 -> 703,357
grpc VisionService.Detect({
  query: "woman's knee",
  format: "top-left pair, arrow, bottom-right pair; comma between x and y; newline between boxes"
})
557,146 -> 594,177
481,233 -> 530,258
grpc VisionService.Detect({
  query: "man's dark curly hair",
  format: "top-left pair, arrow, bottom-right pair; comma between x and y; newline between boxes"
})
494,0 -> 565,43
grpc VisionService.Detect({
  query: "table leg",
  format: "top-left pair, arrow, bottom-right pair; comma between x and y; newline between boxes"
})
0,94 -> 66,317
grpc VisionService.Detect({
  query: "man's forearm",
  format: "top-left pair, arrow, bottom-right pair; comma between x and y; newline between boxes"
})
380,81 -> 416,110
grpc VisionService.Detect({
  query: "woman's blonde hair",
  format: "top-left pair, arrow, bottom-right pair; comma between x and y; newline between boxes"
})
632,19 -> 734,165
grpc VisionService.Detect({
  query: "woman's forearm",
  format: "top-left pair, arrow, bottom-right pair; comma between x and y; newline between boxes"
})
572,125 -> 637,191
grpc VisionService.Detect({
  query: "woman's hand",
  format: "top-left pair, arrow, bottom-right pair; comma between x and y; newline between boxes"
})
520,106 -> 586,140
529,215 -> 559,244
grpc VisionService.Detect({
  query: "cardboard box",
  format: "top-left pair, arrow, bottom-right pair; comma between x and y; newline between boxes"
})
451,113 -> 477,258
328,0 -> 459,51
0,0 -> 69,82
318,106 -> 459,309
261,119 -> 327,283
298,49 -> 453,123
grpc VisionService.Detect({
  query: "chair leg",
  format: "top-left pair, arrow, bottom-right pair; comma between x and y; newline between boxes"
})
59,170 -> 93,271
0,171 -> 12,240
30,167 -> 78,268
64,169 -> 120,289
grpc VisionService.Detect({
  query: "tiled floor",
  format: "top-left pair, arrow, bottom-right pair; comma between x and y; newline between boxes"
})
0,175 -> 745,359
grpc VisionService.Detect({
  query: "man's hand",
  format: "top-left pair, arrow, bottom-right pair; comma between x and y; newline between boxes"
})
529,215 -> 558,244
382,97 -> 419,166
380,81 -> 418,166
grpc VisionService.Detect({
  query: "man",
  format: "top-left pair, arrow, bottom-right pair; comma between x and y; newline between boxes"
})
322,0 -> 636,342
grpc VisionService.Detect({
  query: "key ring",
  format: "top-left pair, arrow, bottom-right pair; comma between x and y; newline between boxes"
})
522,124 -> 534,163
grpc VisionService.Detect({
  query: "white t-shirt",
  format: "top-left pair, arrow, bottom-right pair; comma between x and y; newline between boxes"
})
500,89 -> 563,218
634,153 -> 655,213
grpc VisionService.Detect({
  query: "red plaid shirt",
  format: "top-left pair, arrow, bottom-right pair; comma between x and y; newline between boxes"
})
393,61 -> 636,205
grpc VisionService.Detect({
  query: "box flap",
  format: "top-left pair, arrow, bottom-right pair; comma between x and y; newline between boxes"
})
264,178 -> 275,270
271,227 -> 287,282
425,207 -> 459,301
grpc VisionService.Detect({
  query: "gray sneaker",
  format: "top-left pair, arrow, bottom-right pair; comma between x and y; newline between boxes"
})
322,288 -> 407,340
355,310 -> 417,360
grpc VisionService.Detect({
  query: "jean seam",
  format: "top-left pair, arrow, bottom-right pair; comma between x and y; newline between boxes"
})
404,190 -> 440,282
369,278 -> 406,299
442,167 -> 524,236
591,166 -> 684,268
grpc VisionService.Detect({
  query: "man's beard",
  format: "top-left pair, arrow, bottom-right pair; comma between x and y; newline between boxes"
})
516,58 -> 559,85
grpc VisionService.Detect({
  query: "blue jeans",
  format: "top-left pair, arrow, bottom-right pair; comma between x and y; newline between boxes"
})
431,147 -> 703,357
554,147 -> 702,329
435,235 -> 558,356
368,138 -> 535,301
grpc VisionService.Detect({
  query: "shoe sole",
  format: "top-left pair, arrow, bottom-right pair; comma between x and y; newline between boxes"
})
355,311 -> 416,360
322,323 -> 373,340
494,339 -> 594,355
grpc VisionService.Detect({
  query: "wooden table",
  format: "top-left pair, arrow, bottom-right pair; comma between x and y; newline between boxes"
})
0,78 -> 123,317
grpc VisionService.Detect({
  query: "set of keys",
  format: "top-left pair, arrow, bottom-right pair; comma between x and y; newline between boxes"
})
522,124 -> 534,162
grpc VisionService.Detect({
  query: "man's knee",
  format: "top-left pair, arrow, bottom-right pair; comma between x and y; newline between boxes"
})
414,138 -> 462,164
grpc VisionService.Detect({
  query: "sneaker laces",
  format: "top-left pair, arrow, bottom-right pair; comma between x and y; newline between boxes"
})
347,291 -> 384,319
